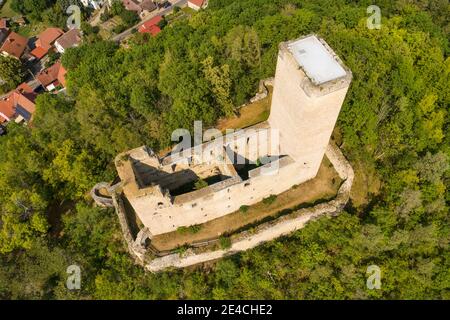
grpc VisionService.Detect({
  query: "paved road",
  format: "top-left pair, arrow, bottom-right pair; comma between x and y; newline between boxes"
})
112,0 -> 188,43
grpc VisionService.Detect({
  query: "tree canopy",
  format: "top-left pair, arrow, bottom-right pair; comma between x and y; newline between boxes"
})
0,0 -> 449,299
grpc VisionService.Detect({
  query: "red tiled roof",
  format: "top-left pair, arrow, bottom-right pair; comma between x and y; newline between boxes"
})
16,82 -> 34,93
57,64 -> 67,87
0,93 -> 15,123
141,0 -> 157,11
189,0 -> 204,7
13,91 -> 36,115
36,27 -> 64,48
0,32 -> 27,59
30,46 -> 48,59
140,15 -> 162,29
148,25 -> 161,36
0,88 -> 36,123
139,16 -> 162,36
123,0 -> 141,12
36,61 -> 62,87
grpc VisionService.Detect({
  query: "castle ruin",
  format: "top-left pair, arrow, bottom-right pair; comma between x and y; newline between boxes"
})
114,35 -> 352,239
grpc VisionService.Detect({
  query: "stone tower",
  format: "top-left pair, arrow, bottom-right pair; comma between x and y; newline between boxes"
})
268,35 -> 352,181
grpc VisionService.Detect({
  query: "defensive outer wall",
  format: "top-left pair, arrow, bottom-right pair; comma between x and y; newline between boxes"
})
93,141 -> 354,272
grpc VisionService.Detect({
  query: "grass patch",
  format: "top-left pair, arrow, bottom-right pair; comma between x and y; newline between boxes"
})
181,7 -> 196,14
0,0 -> 18,18
12,21 -> 48,38
217,86 -> 273,131
98,15 -> 123,39
177,224 -> 202,235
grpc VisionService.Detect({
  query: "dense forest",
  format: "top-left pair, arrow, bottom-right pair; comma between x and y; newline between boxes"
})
0,0 -> 449,299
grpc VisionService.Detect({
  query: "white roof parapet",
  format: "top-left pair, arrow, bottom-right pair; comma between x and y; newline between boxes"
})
287,35 -> 347,85
279,35 -> 352,97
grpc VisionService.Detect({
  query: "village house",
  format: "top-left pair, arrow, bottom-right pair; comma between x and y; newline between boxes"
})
187,0 -> 208,11
30,27 -> 64,60
0,32 -> 28,59
123,0 -> 157,18
0,83 -> 37,124
138,15 -> 162,36
36,61 -> 67,92
55,29 -> 82,54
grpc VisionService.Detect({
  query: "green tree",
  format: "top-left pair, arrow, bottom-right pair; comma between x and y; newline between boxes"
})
0,56 -> 24,94
202,56 -> 234,117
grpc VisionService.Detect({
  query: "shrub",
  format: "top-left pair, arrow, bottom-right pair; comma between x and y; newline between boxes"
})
194,179 -> 208,190
189,225 -> 201,234
219,236 -> 232,249
100,12 -> 111,22
240,205 -> 249,214
120,9 -> 139,27
157,18 -> 168,29
113,24 -> 127,34
175,245 -> 188,254
262,194 -> 277,205
177,226 -> 188,234
45,52 -> 60,68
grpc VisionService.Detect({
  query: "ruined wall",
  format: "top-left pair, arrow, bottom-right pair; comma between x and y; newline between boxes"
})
144,142 -> 354,272
130,155 -> 313,235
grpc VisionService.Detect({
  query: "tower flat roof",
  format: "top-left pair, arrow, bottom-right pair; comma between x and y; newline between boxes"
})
288,36 -> 347,85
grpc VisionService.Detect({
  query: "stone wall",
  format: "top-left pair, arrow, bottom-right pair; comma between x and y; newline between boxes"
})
91,182 -> 118,208
248,78 -> 274,105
